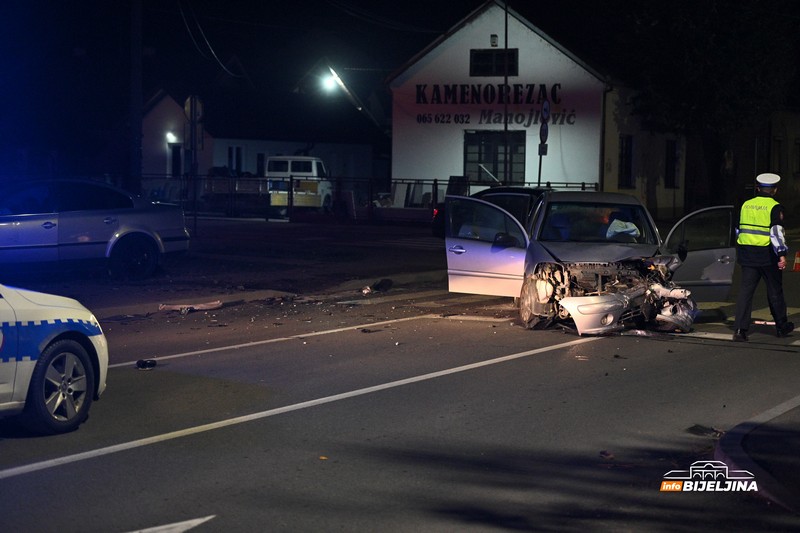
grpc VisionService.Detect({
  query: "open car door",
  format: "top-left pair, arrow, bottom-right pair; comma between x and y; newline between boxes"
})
664,206 -> 735,302
444,196 -> 529,297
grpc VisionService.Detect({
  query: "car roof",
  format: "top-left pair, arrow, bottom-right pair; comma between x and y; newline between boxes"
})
267,156 -> 323,161
0,178 -> 129,192
542,190 -> 644,205
473,186 -> 549,197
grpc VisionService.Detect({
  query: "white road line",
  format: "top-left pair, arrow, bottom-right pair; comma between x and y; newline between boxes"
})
0,335 -> 600,480
125,515 -> 216,533
108,314 -> 441,369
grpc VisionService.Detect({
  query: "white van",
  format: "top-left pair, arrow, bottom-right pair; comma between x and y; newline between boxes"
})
266,156 -> 332,212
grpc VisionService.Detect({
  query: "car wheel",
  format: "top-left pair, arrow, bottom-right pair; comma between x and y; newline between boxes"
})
21,339 -> 96,434
518,276 -> 537,328
109,236 -> 159,280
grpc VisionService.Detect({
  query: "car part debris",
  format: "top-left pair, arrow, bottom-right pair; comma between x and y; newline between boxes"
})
136,359 -> 157,370
362,278 -> 394,296
520,255 -> 698,335
159,300 -> 223,315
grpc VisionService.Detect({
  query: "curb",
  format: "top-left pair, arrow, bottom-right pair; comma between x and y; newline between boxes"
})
714,394 -> 800,514
91,270 -> 448,321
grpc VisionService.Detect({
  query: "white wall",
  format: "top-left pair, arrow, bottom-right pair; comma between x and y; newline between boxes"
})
390,4 -> 606,184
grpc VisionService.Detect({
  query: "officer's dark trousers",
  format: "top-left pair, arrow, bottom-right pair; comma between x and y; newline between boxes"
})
734,264 -> 788,330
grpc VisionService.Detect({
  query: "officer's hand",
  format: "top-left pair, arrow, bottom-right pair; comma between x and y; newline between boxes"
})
778,256 -> 787,270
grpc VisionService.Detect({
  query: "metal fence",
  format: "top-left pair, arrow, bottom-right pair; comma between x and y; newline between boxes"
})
139,174 -> 599,223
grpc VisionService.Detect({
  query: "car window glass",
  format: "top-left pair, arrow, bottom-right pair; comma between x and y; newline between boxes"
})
481,194 -> 530,226
448,199 -> 524,247
665,209 -> 732,253
0,184 -> 55,215
268,160 -> 288,173
291,161 -> 312,173
315,162 -> 327,178
55,183 -> 133,211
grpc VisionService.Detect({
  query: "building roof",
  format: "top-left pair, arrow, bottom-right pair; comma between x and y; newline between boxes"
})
386,0 -> 607,87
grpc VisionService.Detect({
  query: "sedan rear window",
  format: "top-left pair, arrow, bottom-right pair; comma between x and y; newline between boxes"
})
55,182 -> 134,211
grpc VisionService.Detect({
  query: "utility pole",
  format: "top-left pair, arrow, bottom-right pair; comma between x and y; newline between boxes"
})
129,0 -> 143,193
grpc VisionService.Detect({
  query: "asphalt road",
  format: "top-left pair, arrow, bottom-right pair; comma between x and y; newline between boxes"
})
1,218 -> 799,531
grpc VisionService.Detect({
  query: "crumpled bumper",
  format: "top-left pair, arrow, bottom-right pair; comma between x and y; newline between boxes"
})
558,293 -> 632,335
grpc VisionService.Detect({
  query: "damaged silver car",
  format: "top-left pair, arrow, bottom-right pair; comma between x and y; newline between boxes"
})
444,191 -> 734,335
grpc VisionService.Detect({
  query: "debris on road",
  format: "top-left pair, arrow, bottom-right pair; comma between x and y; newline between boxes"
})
362,278 -> 394,296
136,359 -> 157,370
159,300 -> 223,315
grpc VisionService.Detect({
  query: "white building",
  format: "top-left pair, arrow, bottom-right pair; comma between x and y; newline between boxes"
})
388,0 -> 688,219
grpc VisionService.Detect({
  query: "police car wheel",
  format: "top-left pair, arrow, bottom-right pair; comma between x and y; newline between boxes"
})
22,339 -> 96,434
109,236 -> 158,280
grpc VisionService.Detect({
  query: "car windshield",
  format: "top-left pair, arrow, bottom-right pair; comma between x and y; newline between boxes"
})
539,201 -> 657,244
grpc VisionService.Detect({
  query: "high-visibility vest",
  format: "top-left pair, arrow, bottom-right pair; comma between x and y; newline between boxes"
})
737,196 -> 778,246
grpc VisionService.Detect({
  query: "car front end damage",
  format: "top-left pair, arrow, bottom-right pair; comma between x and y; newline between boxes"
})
518,256 -> 698,335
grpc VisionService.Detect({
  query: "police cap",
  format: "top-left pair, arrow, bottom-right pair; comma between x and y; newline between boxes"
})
756,173 -> 781,187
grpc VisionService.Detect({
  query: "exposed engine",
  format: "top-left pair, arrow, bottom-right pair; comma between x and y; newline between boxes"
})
519,256 -> 698,334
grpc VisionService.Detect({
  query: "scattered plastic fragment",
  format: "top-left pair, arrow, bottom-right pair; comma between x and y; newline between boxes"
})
159,300 -> 223,315
136,359 -> 157,370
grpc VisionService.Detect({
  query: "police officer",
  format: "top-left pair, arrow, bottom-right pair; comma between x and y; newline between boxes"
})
732,173 -> 793,341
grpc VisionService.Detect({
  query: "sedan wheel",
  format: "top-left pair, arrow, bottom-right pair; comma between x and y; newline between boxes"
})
109,236 -> 159,280
22,340 -> 95,434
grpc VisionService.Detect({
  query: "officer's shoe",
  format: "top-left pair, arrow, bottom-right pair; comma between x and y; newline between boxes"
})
776,322 -> 795,338
732,329 -> 748,342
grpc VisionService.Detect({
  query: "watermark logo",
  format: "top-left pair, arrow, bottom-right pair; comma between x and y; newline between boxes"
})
659,460 -> 758,492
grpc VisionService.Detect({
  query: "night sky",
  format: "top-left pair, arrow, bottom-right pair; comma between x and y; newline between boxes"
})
2,1 -> 798,177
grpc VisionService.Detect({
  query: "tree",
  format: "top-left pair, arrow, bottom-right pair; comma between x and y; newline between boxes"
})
618,0 -> 800,207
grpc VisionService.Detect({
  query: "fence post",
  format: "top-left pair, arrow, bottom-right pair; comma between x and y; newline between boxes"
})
288,176 -> 294,221
432,179 -> 438,218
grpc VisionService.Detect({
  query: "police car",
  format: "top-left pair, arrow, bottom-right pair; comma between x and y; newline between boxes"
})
0,283 -> 108,433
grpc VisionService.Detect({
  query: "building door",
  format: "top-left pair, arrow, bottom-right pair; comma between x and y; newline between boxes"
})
169,144 -> 182,177
464,131 -> 526,185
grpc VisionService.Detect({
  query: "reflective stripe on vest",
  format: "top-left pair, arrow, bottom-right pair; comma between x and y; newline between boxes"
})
737,196 -> 778,246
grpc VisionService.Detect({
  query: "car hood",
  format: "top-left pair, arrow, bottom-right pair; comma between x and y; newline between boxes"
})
540,242 -> 660,263
3,285 -> 90,313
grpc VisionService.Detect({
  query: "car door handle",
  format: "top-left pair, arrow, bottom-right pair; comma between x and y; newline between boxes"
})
41,221 -> 56,230
717,255 -> 732,264
448,245 -> 467,255
103,217 -> 117,225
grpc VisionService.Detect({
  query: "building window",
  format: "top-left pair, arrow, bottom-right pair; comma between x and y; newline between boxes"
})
664,139 -> 678,189
228,146 -> 242,175
463,131 -> 526,185
470,49 -> 518,77
618,135 -> 634,189
257,153 -> 266,176
794,140 -> 800,174
772,137 -> 783,173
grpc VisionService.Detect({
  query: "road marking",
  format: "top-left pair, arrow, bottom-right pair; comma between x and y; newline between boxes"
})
108,314 -> 440,369
125,515 -> 215,533
0,333 -> 600,480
